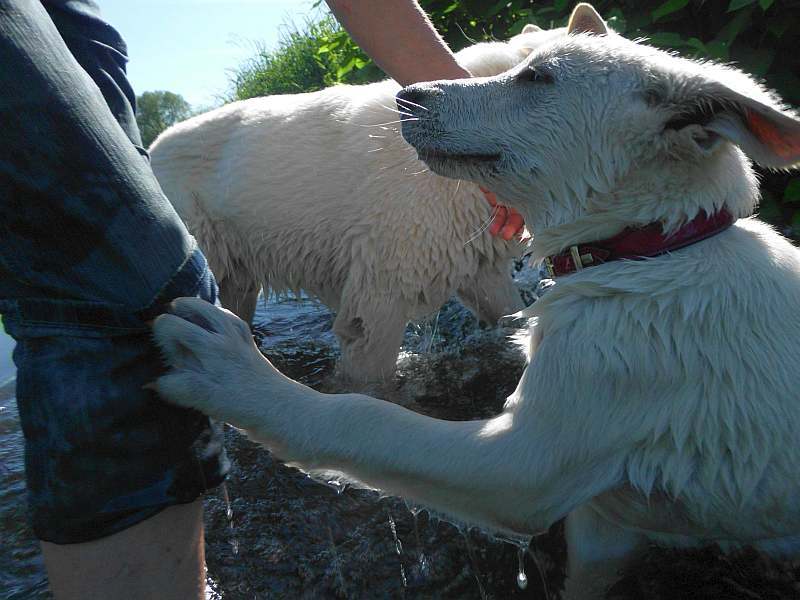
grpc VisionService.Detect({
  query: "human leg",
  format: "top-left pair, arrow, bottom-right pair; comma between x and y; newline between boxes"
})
41,500 -> 205,600
0,2 -> 227,597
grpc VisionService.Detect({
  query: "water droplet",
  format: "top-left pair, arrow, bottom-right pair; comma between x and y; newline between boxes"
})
387,512 -> 407,587
221,483 -> 239,556
517,547 -> 528,589
221,482 -> 233,521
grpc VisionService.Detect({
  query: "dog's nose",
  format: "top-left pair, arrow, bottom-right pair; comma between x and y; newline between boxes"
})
396,85 -> 433,114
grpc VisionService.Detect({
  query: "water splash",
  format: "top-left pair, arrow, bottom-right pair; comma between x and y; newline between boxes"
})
326,478 -> 348,495
405,501 -> 432,583
516,546 -> 528,590
326,524 -> 348,596
387,511 -> 407,587
462,531 -> 489,600
220,483 -> 239,556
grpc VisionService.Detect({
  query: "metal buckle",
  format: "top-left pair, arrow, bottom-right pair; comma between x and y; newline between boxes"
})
544,256 -> 555,278
569,246 -> 584,271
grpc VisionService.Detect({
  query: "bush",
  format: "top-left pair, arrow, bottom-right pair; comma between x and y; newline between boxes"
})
228,16 -> 383,101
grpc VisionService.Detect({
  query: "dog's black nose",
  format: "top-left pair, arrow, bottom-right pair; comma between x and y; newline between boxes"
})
396,85 -> 434,114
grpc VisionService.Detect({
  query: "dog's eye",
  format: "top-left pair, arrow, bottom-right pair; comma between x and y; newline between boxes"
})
519,66 -> 554,84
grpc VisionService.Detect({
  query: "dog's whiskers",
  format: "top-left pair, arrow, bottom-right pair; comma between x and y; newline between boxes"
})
396,96 -> 429,112
356,119 -> 416,128
463,204 -> 498,247
377,102 -> 415,118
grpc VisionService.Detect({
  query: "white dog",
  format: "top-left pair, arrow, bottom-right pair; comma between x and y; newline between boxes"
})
149,27 -> 566,383
151,4 -> 800,597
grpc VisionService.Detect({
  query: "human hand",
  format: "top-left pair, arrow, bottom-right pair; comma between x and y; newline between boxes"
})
479,186 -> 528,241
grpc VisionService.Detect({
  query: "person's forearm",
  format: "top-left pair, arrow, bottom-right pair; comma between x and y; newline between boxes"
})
325,0 -> 470,86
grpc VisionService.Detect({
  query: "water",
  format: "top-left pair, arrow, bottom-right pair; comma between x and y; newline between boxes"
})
0,380 -> 50,600
517,547 -> 528,590
0,267 -> 557,598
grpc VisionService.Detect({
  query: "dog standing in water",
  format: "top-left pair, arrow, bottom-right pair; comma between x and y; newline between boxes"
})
150,4 -> 800,597
148,27 -> 571,383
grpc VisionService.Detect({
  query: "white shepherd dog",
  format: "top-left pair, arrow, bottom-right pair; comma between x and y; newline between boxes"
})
149,26 -> 564,383
151,4 -> 800,597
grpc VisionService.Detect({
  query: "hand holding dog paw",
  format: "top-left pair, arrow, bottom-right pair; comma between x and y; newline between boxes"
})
148,297 -> 278,427
480,186 -> 529,241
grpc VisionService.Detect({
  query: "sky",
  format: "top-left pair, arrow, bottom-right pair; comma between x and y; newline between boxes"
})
99,0 -> 319,109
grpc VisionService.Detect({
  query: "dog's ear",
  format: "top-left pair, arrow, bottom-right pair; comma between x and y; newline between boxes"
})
654,69 -> 800,170
521,24 -> 542,34
567,3 -> 608,36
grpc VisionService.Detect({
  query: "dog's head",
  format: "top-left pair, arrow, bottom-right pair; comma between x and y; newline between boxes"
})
398,3 -> 800,235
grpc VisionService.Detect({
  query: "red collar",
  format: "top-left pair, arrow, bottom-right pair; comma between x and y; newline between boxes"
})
543,208 -> 735,278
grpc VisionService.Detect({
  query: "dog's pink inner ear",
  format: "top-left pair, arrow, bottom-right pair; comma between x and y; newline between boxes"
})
567,3 -> 608,36
745,109 -> 800,161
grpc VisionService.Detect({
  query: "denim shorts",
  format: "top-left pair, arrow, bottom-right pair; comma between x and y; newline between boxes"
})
0,0 -> 229,543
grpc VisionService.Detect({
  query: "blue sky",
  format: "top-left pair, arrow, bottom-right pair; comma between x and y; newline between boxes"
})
99,0 -> 319,109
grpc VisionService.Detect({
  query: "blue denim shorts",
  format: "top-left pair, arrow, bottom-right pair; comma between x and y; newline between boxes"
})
0,0 -> 229,544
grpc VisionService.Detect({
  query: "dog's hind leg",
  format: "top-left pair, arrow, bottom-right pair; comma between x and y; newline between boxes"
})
218,273 -> 261,325
457,260 -> 523,325
333,299 -> 408,383
563,504 -> 644,600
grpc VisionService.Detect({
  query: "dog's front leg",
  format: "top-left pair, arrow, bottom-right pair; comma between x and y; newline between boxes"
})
152,297 -> 623,536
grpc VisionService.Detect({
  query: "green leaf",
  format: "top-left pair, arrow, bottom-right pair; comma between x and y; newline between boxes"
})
686,37 -> 708,55
728,0 -> 756,11
505,19 -> 529,36
784,180 -> 800,203
442,2 -> 459,15
647,32 -> 687,49
734,45 -> 774,77
488,0 -> 509,17
759,0 -> 775,9
706,40 -> 730,61
758,192 -> 782,224
652,0 -> 690,22
336,57 -> 356,79
715,6 -> 753,48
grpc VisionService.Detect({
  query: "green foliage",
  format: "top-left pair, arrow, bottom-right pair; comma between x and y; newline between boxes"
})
135,90 -> 192,148
228,16 -> 383,101
231,0 -> 800,233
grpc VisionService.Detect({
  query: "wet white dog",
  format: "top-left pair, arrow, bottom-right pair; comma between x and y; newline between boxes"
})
151,4 -> 800,597
149,27 -> 568,383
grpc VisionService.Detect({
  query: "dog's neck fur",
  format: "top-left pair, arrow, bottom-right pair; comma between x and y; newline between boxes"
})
526,144 -> 760,262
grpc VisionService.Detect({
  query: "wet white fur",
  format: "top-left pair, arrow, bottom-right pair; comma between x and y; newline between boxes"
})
149,27 -> 563,382
152,5 -> 800,597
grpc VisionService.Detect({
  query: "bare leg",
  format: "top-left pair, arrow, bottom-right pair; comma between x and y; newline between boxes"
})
42,500 -> 205,600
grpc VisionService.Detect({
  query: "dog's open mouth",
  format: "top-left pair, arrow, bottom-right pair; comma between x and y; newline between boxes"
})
418,149 -> 502,165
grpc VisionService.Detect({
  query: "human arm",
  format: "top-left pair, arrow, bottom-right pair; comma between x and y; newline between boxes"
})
324,0 -> 469,86
325,0 -> 526,239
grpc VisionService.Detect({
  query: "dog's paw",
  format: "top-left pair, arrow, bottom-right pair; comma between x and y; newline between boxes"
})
149,297 -> 263,418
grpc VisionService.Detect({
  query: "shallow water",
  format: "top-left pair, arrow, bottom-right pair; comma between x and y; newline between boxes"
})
3,273 -> 795,598
0,268 -> 561,599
